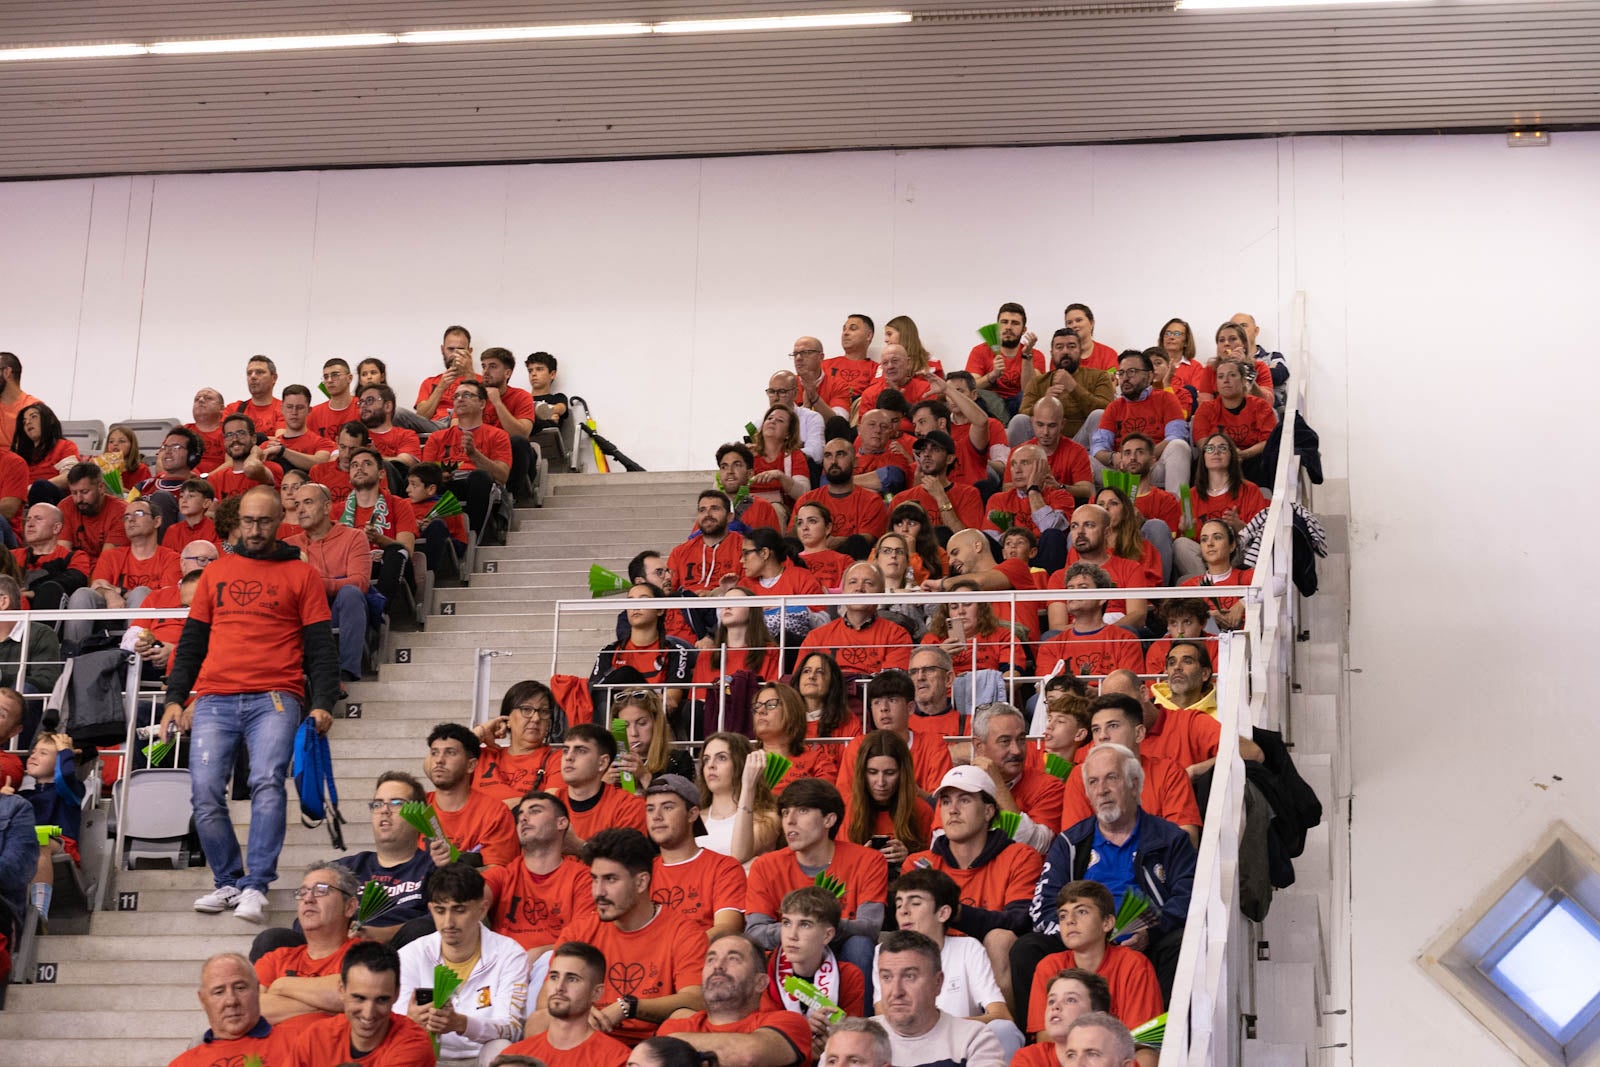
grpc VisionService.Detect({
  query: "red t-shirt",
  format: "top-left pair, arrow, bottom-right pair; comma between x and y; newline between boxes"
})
1141,703 -> 1222,770
171,1027 -> 297,1067
818,356 -> 877,405
964,342 -> 1047,399
949,417 -> 1009,487
889,482 -> 984,532
275,429 -> 332,460
738,562 -> 827,611
185,422 -> 227,471
669,532 -> 745,593
1060,751 -> 1201,830
559,908 -> 709,1045
484,855 -> 595,949
792,487 -> 887,542
857,374 -> 933,413
799,548 -> 854,591
766,742 -> 841,793
14,543 -> 90,583
1023,436 -> 1093,490
657,1009 -> 811,1062
746,840 -> 888,923
919,627 -> 1029,674
23,439 -> 79,482
1133,487 -> 1183,536
499,1029 -> 630,1067
368,425 -> 423,460
345,494 -> 419,543
1180,567 -> 1255,613
288,1012 -> 435,1067
652,847 -> 748,932
1051,551 -> 1152,618
59,495 -> 129,570
1027,943 -> 1163,1033
208,465 -> 279,500
904,839 -> 1043,918
424,788 -> 520,866
1080,340 -> 1121,371
161,516 -> 219,553
131,585 -> 186,667
799,616 -> 912,675
421,422 -> 512,475
1035,624 -> 1145,680
230,397 -> 285,437
309,461 -> 352,508
256,938 -> 355,986
751,449 -> 809,509
414,372 -> 483,420
482,384 -> 536,433
1012,753 -> 1066,836
307,399 -> 357,440
474,743 -> 564,801
853,444 -> 912,486
1193,481 -> 1269,527
734,495 -> 783,533
1192,395 -> 1277,451
691,646 -> 785,690
187,553 -> 330,698
556,783 -> 648,841
0,449 -> 25,535
1101,391 -> 1186,449
92,544 -> 182,593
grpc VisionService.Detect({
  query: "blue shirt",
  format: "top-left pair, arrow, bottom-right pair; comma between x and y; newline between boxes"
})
1086,818 -> 1143,906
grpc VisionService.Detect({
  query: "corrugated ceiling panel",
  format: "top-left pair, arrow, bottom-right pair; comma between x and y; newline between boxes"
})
0,1 -> 1596,177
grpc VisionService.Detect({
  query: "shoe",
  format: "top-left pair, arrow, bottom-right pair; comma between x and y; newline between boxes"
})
194,885 -> 242,913
340,669 -> 362,683
234,888 -> 268,924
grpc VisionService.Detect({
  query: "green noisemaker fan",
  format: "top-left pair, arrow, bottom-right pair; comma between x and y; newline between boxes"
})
101,467 -> 125,499
1131,1013 -> 1167,1048
1179,483 -> 1196,540
815,872 -> 847,900
762,752 -> 792,790
142,736 -> 177,767
589,564 -> 632,598
398,801 -> 460,862
992,810 -> 1022,839
1043,753 -> 1074,781
34,825 -> 63,847
976,322 -> 1001,350
987,510 -> 1013,532
1113,888 -> 1155,938
425,491 -> 464,522
611,717 -> 637,794
426,964 -> 466,1055
353,880 -> 396,931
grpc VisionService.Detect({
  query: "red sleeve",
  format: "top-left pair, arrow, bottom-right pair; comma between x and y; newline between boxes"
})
757,1011 -> 814,1060
158,551 -> 182,591
1113,950 -> 1166,1031
672,920 -> 710,991
1238,483 -> 1268,522
951,487 -> 985,531
482,427 -> 512,465
415,376 -> 438,408
847,845 -> 889,916
505,390 -> 535,420
712,854 -> 748,916
882,623 -> 912,670
965,343 -> 995,377
0,454 -> 24,502
91,547 -> 120,585
1114,635 -> 1145,673
295,565 -> 334,626
421,433 -> 446,463
839,962 -> 867,1017
744,854 -> 784,918
1064,442 -> 1092,486
255,948 -> 288,986
478,803 -> 521,867
1005,846 -> 1045,904
857,491 -> 888,541
1156,759 -> 1202,828
994,557 -> 1034,590
337,533 -> 372,594
1060,769 -> 1091,830
1190,711 -> 1222,761
1028,951 -> 1071,1032
1253,399 -> 1278,441
390,498 -> 419,538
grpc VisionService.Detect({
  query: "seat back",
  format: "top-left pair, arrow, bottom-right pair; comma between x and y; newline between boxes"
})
116,417 -> 182,465
119,767 -> 194,866
60,420 -> 107,457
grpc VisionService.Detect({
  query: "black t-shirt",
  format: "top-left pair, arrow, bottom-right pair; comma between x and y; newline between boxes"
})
532,392 -> 570,434
337,848 -> 436,925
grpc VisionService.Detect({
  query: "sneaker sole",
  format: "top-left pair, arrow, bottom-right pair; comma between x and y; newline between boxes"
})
194,897 -> 239,914
235,909 -> 266,924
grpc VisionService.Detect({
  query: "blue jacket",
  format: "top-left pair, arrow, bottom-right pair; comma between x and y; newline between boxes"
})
1030,809 -> 1198,938
0,793 -> 40,927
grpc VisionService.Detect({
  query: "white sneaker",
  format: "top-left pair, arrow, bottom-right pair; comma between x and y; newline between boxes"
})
234,888 -> 268,925
194,885 -> 242,913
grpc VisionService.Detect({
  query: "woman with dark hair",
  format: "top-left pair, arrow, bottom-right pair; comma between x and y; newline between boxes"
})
738,526 -> 827,640
751,681 -> 838,790
792,650 -> 861,742
1094,485 -> 1165,586
889,501 -> 945,582
1192,357 -> 1277,483
1191,432 -> 1269,532
792,501 -> 853,591
871,531 -> 930,636
842,729 -> 931,876
921,577 -> 1031,677
15,402 -> 79,504
1180,517 -> 1254,631
589,582 -> 695,721
470,678 -> 566,800
629,1035 -> 719,1067
748,404 -> 810,512
696,731 -> 779,863
692,586 -> 782,684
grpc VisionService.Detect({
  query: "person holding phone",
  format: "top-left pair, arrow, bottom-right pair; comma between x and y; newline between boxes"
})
841,730 -> 932,880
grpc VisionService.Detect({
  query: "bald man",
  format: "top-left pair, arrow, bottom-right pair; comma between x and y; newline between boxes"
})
799,561 -> 912,674
980,444 -> 1074,573
1019,396 -> 1093,503
791,335 -> 849,420
170,953 -> 297,1066
1230,311 -> 1289,411
855,343 -> 933,417
1043,504 -> 1152,634
765,370 -> 823,464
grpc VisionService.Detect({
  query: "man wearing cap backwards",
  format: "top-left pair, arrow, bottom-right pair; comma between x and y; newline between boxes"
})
646,774 -> 749,940
904,764 -> 1044,1010
889,429 -> 984,536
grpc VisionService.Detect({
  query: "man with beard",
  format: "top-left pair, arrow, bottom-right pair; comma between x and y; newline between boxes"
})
1091,350 -> 1191,496
185,386 -> 229,471
288,942 -> 435,1067
1018,397 -> 1093,504
262,384 -> 333,473
206,413 -> 281,500
420,723 -> 520,868
398,863 -> 528,1064
1116,433 -> 1194,582
415,324 -> 482,426
889,431 -> 982,536
668,490 -> 745,592
793,440 -> 888,558
497,942 -> 630,1066
420,380 -> 511,537
871,929 -> 1005,1067
658,933 -> 811,1065
169,953 -> 297,1067
799,561 -> 912,674
478,346 -> 538,503
160,486 -> 338,924
285,482 -> 374,683
357,383 -> 424,484
1044,506 -> 1153,635
965,302 -> 1043,418
1015,327 -> 1115,444
310,421 -> 370,510
57,461 -> 128,571
646,774 -> 747,939
554,828 -> 708,1046
340,447 -> 417,610
483,790 -> 594,959
715,443 -> 782,533
229,354 -> 286,437
856,343 -> 934,420
65,496 -> 181,646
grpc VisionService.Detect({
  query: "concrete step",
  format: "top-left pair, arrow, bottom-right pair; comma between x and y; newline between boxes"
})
8,981 -> 241,1012
476,542 -> 665,562
1294,640 -> 1341,697
1241,1042 -> 1309,1067
506,523 -> 689,544
0,1010 -> 202,1040
550,470 -> 712,489
1287,693 -> 1338,758
90,907 -> 296,935
477,557 -> 631,574
1262,891 -> 1327,989
26,933 -> 269,963
37,958 -> 201,985
0,1039 -> 189,1067
327,736 -> 448,759
1253,961 -> 1317,1046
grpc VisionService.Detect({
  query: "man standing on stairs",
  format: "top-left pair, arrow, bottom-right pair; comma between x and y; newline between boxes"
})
161,485 -> 339,925
168,952 -> 296,1067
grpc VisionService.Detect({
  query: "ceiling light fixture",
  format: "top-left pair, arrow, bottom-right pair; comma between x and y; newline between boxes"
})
400,23 -> 652,44
149,33 -> 399,55
1177,0 -> 1409,8
0,43 -> 149,62
655,11 -> 914,34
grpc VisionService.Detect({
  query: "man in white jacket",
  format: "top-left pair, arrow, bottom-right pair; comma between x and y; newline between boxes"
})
397,862 -> 529,1066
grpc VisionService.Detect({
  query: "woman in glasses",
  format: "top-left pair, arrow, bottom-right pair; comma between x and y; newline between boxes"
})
470,679 -> 567,803
751,681 -> 838,793
842,729 -> 932,878
605,687 -> 696,792
870,531 -> 931,637
696,731 -> 780,864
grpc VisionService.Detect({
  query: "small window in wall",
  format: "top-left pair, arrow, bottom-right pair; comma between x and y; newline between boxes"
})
1422,823 -> 1600,1066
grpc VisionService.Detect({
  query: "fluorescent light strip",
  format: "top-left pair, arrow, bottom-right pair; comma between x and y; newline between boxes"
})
401,23 -> 651,44
149,33 -> 398,55
0,43 -> 149,62
1177,0 -> 1408,8
655,11 -> 914,33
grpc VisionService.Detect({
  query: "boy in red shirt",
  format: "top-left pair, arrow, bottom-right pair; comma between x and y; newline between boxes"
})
288,942 -> 435,1067
554,722 -> 648,845
161,478 -> 219,553
646,774 -> 748,938
767,886 -> 867,1037
1026,880 -> 1163,1035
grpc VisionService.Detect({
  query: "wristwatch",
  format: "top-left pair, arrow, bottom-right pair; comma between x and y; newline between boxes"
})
617,995 -> 639,1020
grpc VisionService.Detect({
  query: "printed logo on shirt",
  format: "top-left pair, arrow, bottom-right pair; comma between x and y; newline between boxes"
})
653,886 -> 688,909
475,985 -> 493,1009
610,961 -> 647,995
228,579 -> 265,605
834,645 -> 885,671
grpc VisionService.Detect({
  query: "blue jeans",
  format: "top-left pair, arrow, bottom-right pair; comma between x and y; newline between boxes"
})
836,933 -> 878,1012
332,585 -> 367,678
190,691 -> 301,893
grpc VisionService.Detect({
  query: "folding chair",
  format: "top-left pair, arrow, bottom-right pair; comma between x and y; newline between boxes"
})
59,420 -> 107,457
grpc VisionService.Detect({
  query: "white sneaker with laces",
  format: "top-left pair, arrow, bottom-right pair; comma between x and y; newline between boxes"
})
194,885 -> 242,913
234,887 -> 268,925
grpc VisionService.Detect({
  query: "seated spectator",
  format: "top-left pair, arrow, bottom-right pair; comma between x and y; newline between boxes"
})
870,532 -> 932,636
936,374 -> 1010,497
420,380 -> 511,536
357,356 -> 387,390
906,645 -> 964,739
717,442 -> 784,532
1192,357 -> 1276,483
357,383 -> 424,483
611,558 -> 703,668
819,1019 -> 893,1067
397,863 -> 527,1064
1060,304 -> 1118,371
1036,563 -> 1146,680
555,827 -> 710,1047
143,427 -> 205,499
287,941 -> 435,1067
497,941 -> 629,1066
1015,969 -> 1157,1067
340,446 -> 418,611
891,502 -> 948,585
124,570 -> 203,679
483,790 -> 592,954
555,722 -> 648,844
1095,486 -> 1166,586
263,384 -> 333,473
1091,350 -> 1191,496
1195,321 -> 1274,407
1114,434 -> 1184,535
770,887 -> 866,1060
922,581 -> 1031,678
851,408 -> 912,497
836,669 -> 953,799
981,445 -> 1074,575
1018,744 -> 1197,1004
421,723 -> 520,867
1045,508 -> 1152,635
793,440 -> 889,558
590,584 -> 694,718
1097,670 -> 1220,779
693,587 -> 784,706
210,494 -> 241,548
811,314 -> 878,414
657,932 -> 811,1065
415,325 -> 481,427
206,413 -> 281,501
284,483 -> 374,683
798,561 -> 912,674
1191,432 -> 1269,532
171,952 -> 298,1067
477,346 -> 538,503
1060,694 -> 1202,845
889,430 -> 983,538
0,352 -> 38,453
1019,396 -> 1094,503
307,358 -> 356,439
1024,880 -> 1163,1035
1152,639 -> 1219,719
1034,683 -> 1094,767
14,503 -> 88,610
1014,327 -> 1115,444
185,387 -> 228,471
276,469 -> 306,539
645,774 -> 746,937
310,421 -> 369,509
746,778 -> 886,1005
1061,1011 -> 1148,1067
737,527 -> 827,624
229,355 -> 285,436
1160,316 -> 1203,395
966,302 -> 1044,417
749,405 -> 812,515
0,576 -> 63,694
1180,519 -> 1254,631
607,687 -> 696,791
524,350 -> 569,434
66,496 -> 180,647
856,344 -> 934,421
406,461 -> 468,573
0,687 -> 24,785
472,680 -> 566,801
788,335 -> 844,422
326,772 -> 438,948
968,702 -> 1062,850
12,729 -> 82,922
670,490 -> 746,593
752,682 -> 838,790
871,929 -> 1006,1066
765,371 -> 824,466
695,731 -> 780,862
1143,600 -> 1216,680
793,502 -> 855,589
842,729 -> 933,878
160,478 -> 218,553
880,867 -> 1023,1057
794,649 -> 864,743
255,860 -> 360,1037
999,526 -> 1046,580
14,402 -> 79,505
94,422 -> 152,491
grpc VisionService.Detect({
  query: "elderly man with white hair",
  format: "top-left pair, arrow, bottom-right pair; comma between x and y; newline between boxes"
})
1010,742 -> 1199,1010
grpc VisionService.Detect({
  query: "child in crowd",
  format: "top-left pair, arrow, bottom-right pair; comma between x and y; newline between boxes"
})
524,351 -> 569,434
769,886 -> 867,1061
1145,597 -> 1218,677
406,461 -> 467,574
5,732 -> 85,923
1027,880 -> 1164,1035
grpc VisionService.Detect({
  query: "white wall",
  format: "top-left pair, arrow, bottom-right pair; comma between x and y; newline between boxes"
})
4,131 -> 1598,1061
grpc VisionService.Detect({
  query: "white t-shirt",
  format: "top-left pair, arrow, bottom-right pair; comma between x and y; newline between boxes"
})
871,937 -> 1005,1018
872,1011 -> 1005,1067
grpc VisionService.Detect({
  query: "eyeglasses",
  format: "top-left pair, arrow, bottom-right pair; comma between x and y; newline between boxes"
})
222,430 -> 253,441
1115,369 -> 1148,378
740,548 -> 761,556
1163,329 -> 1186,339
613,689 -> 653,703
368,799 -> 406,812
752,698 -> 783,712
513,703 -> 552,719
158,443 -> 188,452
907,666 -> 946,677
292,883 -> 347,901
1202,444 -> 1232,455
789,348 -> 822,358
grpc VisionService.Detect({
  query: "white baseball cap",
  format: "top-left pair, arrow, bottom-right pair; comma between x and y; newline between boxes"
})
935,765 -> 997,800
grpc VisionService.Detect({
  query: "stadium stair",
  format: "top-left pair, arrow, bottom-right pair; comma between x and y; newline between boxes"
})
0,469 -> 713,1066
